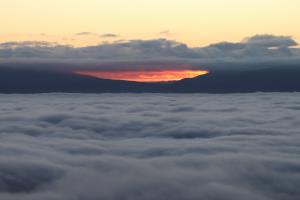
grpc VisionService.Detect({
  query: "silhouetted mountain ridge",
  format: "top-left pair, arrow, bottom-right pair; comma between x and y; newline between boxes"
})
0,66 -> 299,93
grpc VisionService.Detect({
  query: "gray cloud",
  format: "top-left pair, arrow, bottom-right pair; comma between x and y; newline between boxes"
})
100,33 -> 120,38
0,93 -> 300,199
243,34 -> 298,48
197,35 -> 299,59
75,32 -> 99,36
1,34 -> 298,59
0,34 -> 299,72
75,32 -> 120,38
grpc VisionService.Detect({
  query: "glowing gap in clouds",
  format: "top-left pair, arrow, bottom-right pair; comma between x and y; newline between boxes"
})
75,70 -> 209,82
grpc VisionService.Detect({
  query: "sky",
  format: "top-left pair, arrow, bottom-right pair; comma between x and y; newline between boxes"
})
75,70 -> 209,82
1,0 -> 300,47
0,0 -> 300,82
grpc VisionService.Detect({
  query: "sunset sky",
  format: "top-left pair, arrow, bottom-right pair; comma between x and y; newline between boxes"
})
1,2 -> 300,200
75,70 -> 209,82
1,0 -> 300,47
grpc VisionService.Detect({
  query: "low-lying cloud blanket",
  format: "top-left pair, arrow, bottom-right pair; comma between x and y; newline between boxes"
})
0,93 -> 299,200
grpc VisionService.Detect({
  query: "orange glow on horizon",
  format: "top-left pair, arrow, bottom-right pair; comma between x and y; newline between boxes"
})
75,70 -> 209,82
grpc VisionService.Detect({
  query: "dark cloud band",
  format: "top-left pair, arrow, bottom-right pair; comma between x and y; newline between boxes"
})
0,34 -> 299,86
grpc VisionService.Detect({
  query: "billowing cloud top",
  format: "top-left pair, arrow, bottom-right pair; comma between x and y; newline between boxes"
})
243,35 -> 297,48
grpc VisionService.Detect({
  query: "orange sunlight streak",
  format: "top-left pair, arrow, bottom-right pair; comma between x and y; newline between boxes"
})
74,70 -> 209,82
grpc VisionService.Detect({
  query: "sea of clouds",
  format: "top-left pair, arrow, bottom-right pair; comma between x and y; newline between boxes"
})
0,93 -> 300,200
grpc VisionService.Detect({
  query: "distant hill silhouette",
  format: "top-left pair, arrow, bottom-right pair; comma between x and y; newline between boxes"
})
0,66 -> 300,93
171,67 -> 300,93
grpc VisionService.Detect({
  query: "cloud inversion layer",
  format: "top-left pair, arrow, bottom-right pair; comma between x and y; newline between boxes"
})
0,93 -> 299,200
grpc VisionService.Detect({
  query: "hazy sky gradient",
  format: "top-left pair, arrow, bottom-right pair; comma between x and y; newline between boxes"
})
1,0 -> 299,47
